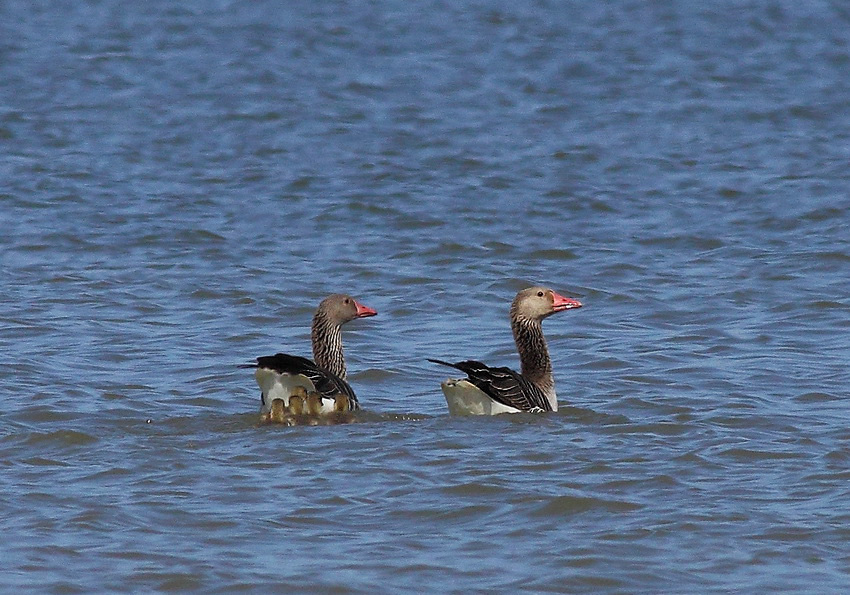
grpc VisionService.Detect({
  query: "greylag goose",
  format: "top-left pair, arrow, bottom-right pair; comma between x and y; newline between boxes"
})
245,294 -> 377,414
429,286 -> 582,415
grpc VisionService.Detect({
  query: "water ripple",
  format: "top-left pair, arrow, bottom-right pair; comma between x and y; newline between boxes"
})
3,0 -> 850,592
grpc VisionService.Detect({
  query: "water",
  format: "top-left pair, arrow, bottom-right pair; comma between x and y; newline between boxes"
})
2,0 -> 850,591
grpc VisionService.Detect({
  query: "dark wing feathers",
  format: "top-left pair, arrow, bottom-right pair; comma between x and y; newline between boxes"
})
251,353 -> 358,406
427,358 -> 551,413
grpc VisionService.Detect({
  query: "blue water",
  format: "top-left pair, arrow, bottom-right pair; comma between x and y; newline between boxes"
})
2,1 -> 850,592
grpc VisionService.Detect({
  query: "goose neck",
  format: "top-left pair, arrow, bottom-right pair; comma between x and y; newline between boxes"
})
312,310 -> 346,379
511,315 -> 554,396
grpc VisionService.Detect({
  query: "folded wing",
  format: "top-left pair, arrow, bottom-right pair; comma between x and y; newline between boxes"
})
247,353 -> 358,409
427,358 -> 552,413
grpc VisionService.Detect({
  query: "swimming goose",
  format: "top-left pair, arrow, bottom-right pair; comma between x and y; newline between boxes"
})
245,294 -> 377,413
429,286 -> 582,415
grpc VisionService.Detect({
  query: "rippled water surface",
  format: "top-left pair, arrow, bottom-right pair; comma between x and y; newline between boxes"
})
3,1 -> 850,592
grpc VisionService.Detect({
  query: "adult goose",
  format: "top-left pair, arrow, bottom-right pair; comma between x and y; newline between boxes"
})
429,287 -> 581,415
245,294 -> 377,413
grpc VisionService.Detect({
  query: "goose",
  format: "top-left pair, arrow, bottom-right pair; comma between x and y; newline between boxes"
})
244,294 -> 377,414
429,286 -> 582,415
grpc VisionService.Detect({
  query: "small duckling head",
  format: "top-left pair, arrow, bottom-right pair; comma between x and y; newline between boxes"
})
288,394 -> 305,415
306,391 -> 323,415
269,398 -> 287,423
290,386 -> 308,399
333,394 -> 350,412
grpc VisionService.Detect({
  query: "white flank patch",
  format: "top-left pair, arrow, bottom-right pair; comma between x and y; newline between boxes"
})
440,378 -> 521,416
254,369 -> 347,414
317,399 -> 338,414
254,369 -> 315,413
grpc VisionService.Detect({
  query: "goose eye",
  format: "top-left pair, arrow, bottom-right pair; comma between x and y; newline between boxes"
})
344,298 -> 350,304
537,291 -> 544,297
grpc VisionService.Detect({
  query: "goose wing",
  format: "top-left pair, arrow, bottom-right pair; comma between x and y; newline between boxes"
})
247,353 -> 358,407
428,359 -> 552,413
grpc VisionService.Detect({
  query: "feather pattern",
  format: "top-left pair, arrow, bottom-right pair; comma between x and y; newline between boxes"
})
251,353 -> 358,407
512,318 -> 554,399
427,359 -> 551,412
312,310 -> 345,379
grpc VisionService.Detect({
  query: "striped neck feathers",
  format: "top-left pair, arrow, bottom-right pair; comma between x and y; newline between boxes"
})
511,315 -> 554,399
312,309 -> 346,379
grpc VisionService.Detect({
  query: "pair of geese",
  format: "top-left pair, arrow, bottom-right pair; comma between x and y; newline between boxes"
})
246,287 -> 582,421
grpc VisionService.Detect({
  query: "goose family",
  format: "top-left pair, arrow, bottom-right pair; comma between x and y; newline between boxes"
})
247,287 -> 582,419
244,294 -> 377,414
